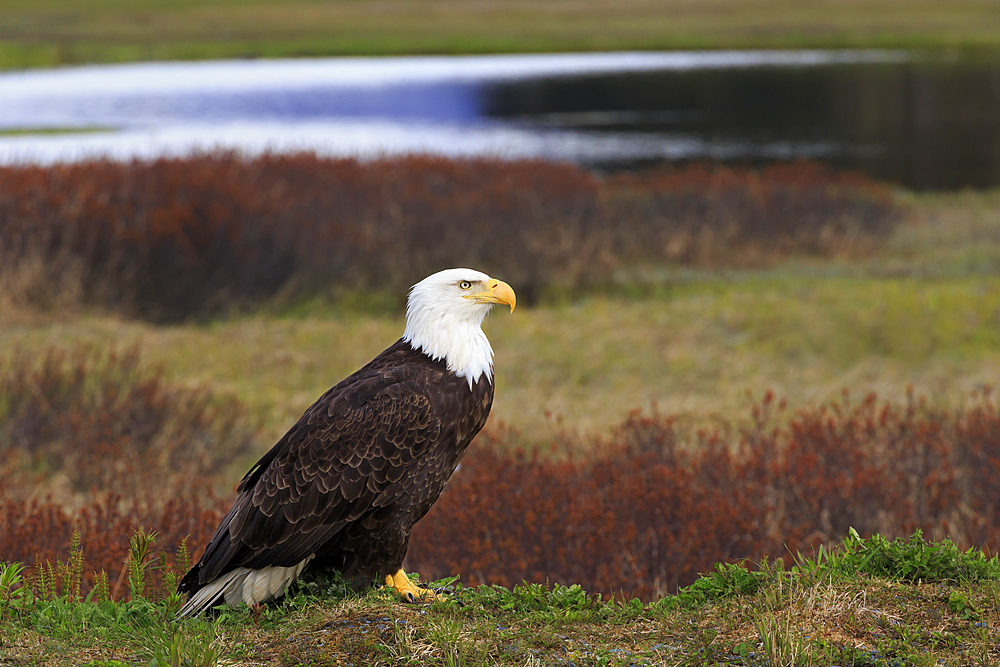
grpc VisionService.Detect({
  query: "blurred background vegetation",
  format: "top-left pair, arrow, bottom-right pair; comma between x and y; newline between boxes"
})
2,0 -> 1000,69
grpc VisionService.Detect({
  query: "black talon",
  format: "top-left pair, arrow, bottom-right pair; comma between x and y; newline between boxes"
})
430,585 -> 464,606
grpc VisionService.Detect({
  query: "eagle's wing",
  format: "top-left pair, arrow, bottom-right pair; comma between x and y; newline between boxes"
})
187,367 -> 441,586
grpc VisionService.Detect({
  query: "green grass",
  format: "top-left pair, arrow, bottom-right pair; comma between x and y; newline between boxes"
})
2,0 -> 1000,70
5,531 -> 1000,665
0,126 -> 115,136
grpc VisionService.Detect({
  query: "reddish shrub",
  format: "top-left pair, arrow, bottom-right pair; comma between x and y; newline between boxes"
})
0,493 -> 226,600
11,367 -> 1000,601
409,391 -> 1000,598
0,155 -> 900,321
607,162 -> 897,264
0,345 -> 257,502
0,344 -> 249,598
407,424 -> 761,599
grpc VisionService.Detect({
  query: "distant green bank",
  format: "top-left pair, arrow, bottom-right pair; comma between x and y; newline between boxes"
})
2,0 -> 1000,70
0,126 -> 113,136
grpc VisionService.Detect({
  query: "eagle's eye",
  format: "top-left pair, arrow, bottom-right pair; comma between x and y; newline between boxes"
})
459,280 -> 472,290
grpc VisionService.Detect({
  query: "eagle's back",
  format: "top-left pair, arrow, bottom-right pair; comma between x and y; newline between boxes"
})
179,338 -> 493,597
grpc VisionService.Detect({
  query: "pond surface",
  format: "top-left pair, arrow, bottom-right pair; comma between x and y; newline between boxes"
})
0,51 -> 997,190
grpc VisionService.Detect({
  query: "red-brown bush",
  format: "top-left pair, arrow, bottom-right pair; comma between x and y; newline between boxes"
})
0,345 -> 257,502
0,494 -> 225,600
0,344 -> 253,598
0,155 -> 899,321
10,380 -> 999,601
407,390 -> 1000,598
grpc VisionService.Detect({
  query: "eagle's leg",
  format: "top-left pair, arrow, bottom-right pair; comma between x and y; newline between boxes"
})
385,569 -> 443,603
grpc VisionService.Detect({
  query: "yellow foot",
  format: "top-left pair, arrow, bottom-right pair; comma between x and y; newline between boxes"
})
384,568 -> 443,603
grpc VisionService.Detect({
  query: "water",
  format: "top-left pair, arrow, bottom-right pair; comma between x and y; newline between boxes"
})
0,51 -> 996,190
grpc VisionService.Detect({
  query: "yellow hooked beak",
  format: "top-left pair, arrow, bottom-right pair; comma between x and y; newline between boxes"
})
465,278 -> 516,312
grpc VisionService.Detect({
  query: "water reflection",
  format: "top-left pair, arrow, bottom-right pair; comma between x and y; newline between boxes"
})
0,51 -> 997,190
485,59 -> 1000,190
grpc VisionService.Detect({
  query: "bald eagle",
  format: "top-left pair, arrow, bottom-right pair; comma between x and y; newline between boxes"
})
177,268 -> 515,617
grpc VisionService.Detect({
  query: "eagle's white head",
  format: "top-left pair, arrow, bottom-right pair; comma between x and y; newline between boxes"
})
403,268 -> 516,388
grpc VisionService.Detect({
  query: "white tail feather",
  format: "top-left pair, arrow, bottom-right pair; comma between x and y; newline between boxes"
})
177,569 -> 244,619
177,556 -> 315,619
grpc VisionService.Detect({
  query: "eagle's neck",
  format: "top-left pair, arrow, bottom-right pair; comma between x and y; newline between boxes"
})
402,304 -> 494,389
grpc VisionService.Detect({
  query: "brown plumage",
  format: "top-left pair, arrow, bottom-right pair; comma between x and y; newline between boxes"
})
177,268 -> 515,617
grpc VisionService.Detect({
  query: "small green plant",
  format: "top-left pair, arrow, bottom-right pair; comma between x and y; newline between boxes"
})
837,528 -> 1000,583
468,582 -> 613,624
128,527 -> 159,602
293,564 -> 350,601
148,628 -> 219,667
175,538 -> 191,584
157,543 -> 186,620
426,617 -> 467,667
25,531 -> 87,603
30,555 -> 52,601
88,569 -> 110,604
753,611 -> 806,667
670,561 -> 768,608
946,589 -> 982,620
677,626 -> 722,667
61,530 -> 86,602
983,578 -> 1000,618
808,640 -> 879,667
791,528 -> 1000,584
0,561 -> 31,622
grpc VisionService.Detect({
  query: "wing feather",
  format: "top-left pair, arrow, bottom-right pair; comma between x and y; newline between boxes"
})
188,364 -> 441,586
